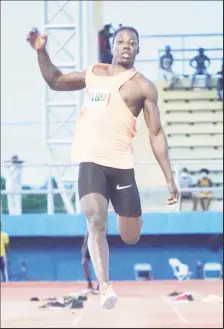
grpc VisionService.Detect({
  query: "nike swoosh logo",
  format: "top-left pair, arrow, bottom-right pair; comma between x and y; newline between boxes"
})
116,184 -> 132,190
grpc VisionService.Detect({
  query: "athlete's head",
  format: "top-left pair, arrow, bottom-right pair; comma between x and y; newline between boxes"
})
111,26 -> 139,68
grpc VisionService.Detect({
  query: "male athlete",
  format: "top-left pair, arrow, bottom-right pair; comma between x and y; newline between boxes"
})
27,26 -> 179,309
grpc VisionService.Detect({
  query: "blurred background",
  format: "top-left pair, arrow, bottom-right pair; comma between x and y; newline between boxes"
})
0,1 -> 223,282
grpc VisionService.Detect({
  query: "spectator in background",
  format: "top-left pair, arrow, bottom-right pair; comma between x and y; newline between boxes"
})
216,63 -> 223,101
190,48 -> 211,89
0,227 -> 9,282
13,261 -> 38,281
4,155 -> 24,215
17,262 -> 29,281
98,24 -> 113,64
81,233 -> 99,293
179,168 -> 197,211
197,168 -> 213,211
196,260 -> 203,279
159,46 -> 178,89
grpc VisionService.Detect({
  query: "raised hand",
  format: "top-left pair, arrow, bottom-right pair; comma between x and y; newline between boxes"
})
27,28 -> 48,51
166,180 -> 179,205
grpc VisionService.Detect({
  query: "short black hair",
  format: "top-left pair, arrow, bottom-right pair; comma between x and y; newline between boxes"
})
200,168 -> 209,174
112,26 -> 139,45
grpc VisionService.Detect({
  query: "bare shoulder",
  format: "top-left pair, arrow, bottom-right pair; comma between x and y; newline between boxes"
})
92,63 -> 109,76
135,73 -> 158,102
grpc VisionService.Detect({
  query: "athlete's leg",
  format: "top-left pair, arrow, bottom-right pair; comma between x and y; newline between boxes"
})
109,168 -> 142,244
80,193 -> 109,283
117,215 -> 142,244
80,193 -> 118,307
78,163 -> 117,308
78,163 -> 109,284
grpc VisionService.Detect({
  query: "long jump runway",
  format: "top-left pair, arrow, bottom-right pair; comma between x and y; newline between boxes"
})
1,280 -> 223,328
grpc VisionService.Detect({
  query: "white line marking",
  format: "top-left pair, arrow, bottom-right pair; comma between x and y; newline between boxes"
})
161,296 -> 189,324
72,295 -> 93,327
72,308 -> 86,327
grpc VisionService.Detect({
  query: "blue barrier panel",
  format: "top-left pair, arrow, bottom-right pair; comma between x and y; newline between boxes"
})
7,235 -> 223,281
1,212 -> 223,236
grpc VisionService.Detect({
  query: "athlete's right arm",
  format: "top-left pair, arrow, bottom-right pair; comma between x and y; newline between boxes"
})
27,28 -> 86,91
37,49 -> 86,91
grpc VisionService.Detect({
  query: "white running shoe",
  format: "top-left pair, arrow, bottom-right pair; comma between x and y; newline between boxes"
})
91,287 -> 100,295
99,283 -> 117,309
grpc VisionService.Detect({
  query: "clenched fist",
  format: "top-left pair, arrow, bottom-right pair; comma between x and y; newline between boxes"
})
27,28 -> 48,51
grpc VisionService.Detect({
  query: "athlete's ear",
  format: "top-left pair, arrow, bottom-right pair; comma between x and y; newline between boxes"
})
137,46 -> 140,55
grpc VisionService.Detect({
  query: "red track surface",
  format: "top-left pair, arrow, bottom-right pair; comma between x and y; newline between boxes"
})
1,280 -> 223,328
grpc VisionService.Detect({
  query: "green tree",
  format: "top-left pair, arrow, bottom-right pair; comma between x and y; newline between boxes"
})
0,175 -> 76,214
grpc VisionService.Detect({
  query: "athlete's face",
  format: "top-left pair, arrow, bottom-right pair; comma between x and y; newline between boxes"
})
112,30 -> 139,67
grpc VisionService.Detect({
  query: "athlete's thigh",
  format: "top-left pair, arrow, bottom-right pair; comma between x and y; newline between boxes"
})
78,162 -> 109,201
108,168 -> 142,217
78,162 -> 109,223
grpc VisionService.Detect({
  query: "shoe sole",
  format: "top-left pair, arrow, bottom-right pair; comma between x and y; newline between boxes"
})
102,295 -> 118,309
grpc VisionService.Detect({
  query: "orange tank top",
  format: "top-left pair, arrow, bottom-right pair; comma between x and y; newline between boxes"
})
71,64 -> 138,169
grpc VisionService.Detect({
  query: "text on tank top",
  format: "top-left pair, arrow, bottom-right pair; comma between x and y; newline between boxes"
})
71,64 -> 138,169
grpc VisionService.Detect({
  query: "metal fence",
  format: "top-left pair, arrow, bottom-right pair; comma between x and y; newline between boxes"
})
136,32 -> 223,80
1,160 -> 223,215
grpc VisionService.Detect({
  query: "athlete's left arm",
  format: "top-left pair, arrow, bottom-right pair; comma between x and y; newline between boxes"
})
142,80 -> 179,203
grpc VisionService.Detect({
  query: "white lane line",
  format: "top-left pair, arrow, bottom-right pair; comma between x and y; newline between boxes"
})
161,296 -> 189,324
72,307 -> 87,327
72,295 -> 94,327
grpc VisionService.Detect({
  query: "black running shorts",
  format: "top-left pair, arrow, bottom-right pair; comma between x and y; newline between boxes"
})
78,162 -> 142,217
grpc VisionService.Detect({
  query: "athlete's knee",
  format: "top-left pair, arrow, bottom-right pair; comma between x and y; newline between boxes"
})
86,214 -> 107,236
120,232 -> 140,245
85,208 -> 107,235
118,215 -> 142,244
80,194 -> 108,234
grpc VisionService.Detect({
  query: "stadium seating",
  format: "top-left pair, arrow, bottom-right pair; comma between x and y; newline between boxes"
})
158,78 -> 223,162
132,77 -> 223,212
